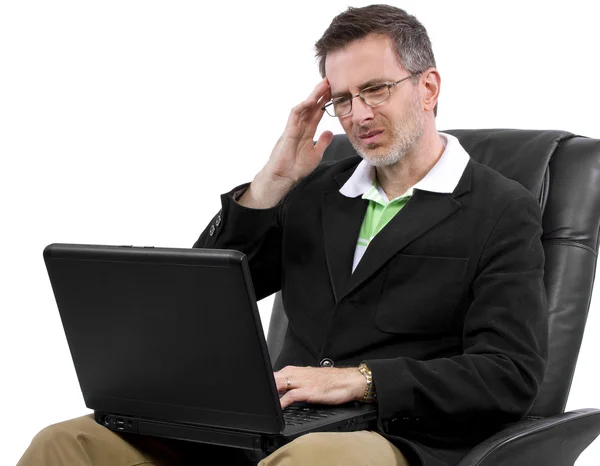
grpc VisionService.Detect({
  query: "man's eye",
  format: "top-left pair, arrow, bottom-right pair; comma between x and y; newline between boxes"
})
362,85 -> 388,96
333,97 -> 351,108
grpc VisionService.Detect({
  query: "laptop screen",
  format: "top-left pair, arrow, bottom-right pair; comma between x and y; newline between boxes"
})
45,244 -> 284,434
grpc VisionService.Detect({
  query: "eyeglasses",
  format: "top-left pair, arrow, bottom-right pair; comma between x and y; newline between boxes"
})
321,75 -> 417,117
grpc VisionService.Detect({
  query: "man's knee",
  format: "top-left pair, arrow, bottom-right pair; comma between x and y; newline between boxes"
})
30,416 -> 92,451
19,417 -> 90,465
18,415 -> 160,466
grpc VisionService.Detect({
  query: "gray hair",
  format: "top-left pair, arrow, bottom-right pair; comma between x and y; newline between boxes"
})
315,4 -> 437,114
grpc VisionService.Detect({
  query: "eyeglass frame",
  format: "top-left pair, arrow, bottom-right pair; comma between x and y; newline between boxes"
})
321,74 -> 418,117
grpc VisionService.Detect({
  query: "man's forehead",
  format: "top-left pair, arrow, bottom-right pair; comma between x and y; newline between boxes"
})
325,35 -> 403,94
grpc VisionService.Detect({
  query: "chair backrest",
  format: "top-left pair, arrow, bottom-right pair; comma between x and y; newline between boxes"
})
266,129 -> 600,418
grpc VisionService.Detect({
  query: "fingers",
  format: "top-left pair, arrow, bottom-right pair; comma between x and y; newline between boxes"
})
293,84 -> 331,147
301,77 -> 331,111
275,367 -> 317,409
281,79 -> 331,149
314,130 -> 334,157
309,77 -> 330,101
274,374 -> 293,393
279,389 -> 303,410
290,78 -> 330,119
303,86 -> 331,135
275,367 -> 359,409
279,386 -> 343,410
274,367 -> 295,393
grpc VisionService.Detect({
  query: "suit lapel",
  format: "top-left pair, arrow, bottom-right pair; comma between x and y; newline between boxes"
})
340,160 -> 474,301
321,190 -> 369,303
320,157 -> 473,303
343,190 -> 461,299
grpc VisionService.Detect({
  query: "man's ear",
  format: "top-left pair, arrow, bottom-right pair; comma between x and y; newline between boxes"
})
421,67 -> 441,114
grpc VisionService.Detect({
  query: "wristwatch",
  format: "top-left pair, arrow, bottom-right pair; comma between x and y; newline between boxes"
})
358,362 -> 377,403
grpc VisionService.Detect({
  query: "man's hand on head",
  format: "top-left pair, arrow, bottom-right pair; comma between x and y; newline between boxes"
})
238,78 -> 334,209
274,365 -> 367,409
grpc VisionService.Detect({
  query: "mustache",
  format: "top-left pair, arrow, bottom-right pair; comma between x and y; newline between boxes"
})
354,125 -> 385,137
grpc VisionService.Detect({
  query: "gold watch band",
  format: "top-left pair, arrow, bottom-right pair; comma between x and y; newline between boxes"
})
358,362 -> 377,403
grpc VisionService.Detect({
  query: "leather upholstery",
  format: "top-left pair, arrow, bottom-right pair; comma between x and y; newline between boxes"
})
455,409 -> 600,466
266,129 -> 600,462
445,130 -> 600,418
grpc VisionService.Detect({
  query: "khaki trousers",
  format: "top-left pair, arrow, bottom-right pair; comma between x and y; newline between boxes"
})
18,415 -> 410,466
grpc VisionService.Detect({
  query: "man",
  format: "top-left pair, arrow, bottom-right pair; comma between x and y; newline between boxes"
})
19,5 -> 547,466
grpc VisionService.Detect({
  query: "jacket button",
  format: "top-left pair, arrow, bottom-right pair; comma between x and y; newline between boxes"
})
320,358 -> 334,367
209,225 -> 216,236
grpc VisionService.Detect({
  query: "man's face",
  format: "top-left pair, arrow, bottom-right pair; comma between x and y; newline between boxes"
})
325,35 -> 426,167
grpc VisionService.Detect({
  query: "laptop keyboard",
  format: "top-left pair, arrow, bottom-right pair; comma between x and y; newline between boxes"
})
282,406 -> 343,426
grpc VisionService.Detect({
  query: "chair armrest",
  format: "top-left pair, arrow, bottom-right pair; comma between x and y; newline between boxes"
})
456,409 -> 600,466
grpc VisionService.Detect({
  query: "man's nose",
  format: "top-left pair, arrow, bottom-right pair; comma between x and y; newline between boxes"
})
350,97 -> 375,125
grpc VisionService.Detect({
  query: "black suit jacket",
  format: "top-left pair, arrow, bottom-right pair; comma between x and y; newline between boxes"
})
194,156 -> 548,466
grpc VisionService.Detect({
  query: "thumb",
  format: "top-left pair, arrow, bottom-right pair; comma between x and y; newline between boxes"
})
314,131 -> 334,158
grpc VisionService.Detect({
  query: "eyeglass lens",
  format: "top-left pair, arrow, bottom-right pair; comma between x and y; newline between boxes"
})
331,84 -> 391,117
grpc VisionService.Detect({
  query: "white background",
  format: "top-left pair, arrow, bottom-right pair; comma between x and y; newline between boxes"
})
2,1 -> 599,464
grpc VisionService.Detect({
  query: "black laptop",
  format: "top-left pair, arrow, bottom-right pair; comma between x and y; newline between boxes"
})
43,243 -> 377,453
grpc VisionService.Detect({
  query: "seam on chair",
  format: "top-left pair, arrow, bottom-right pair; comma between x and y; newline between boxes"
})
542,239 -> 597,256
538,166 -> 549,214
535,140 -> 557,207
535,133 -> 576,208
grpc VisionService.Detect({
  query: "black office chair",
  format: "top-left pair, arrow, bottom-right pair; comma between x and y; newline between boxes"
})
266,129 -> 600,466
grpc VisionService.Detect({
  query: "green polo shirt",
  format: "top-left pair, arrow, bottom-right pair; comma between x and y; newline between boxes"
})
353,179 -> 412,271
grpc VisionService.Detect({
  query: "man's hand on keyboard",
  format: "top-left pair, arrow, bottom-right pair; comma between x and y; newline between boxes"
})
274,366 -> 367,409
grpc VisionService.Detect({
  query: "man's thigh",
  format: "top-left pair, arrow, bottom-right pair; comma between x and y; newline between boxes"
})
18,414 -> 254,466
260,431 -> 410,466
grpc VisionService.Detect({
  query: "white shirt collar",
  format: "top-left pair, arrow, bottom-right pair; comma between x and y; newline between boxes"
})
339,132 -> 471,199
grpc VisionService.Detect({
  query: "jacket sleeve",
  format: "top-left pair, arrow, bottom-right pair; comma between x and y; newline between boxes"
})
366,193 -> 548,443
192,183 -> 285,301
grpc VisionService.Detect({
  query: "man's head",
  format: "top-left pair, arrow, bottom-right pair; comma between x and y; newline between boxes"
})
315,5 -> 440,167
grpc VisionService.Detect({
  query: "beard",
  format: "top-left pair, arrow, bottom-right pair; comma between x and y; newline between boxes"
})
349,92 -> 426,167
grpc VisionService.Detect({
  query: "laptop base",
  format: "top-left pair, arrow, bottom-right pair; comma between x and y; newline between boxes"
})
95,409 -> 377,453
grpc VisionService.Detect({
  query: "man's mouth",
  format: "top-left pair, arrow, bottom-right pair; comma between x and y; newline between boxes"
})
358,129 -> 384,143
